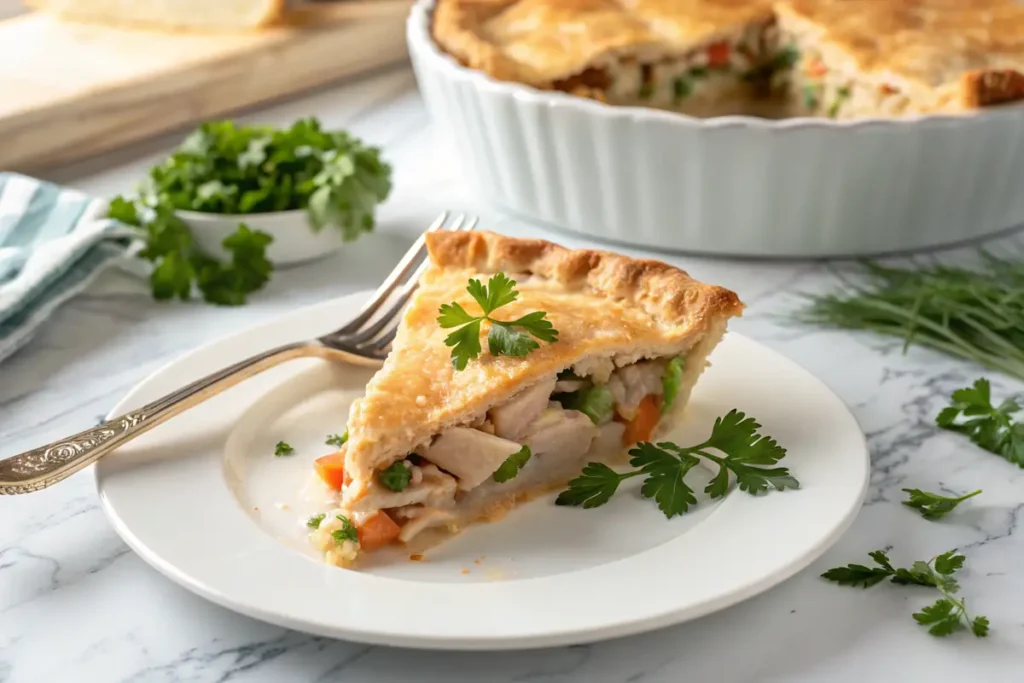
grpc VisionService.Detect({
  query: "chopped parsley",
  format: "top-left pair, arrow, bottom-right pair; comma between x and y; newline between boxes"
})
306,513 -> 326,529
378,460 -> 411,492
331,514 -> 359,544
827,86 -> 851,118
638,82 -> 655,100
274,441 -> 295,456
556,409 -> 797,517
493,445 -> 532,483
437,273 -> 559,370
326,430 -> 349,447
672,76 -> 692,102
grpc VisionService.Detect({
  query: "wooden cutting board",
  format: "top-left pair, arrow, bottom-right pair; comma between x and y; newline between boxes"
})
0,7 -> 412,171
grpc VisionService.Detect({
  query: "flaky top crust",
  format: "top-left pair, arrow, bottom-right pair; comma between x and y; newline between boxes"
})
775,0 -> 1024,101
433,0 -> 774,86
342,231 -> 743,501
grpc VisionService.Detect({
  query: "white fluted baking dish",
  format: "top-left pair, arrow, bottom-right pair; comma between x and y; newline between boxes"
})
407,0 -> 1024,257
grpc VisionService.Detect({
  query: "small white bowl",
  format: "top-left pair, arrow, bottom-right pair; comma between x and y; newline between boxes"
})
177,209 -> 346,267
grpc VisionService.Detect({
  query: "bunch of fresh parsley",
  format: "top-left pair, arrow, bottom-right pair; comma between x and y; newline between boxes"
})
937,378 -> 1024,467
438,273 -> 559,370
823,549 -> 989,638
556,409 -> 798,518
143,118 -> 392,237
108,117 -> 392,305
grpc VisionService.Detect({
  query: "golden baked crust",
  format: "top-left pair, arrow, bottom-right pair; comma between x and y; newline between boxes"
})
342,231 -> 743,501
433,0 -> 774,87
433,0 -> 1024,114
776,0 -> 1024,110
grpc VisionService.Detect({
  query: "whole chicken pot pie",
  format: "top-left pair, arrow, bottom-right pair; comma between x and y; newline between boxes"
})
431,0 -> 1024,119
307,231 -> 743,566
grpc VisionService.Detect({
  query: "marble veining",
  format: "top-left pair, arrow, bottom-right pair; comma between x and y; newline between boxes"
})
1,65 -> 1024,682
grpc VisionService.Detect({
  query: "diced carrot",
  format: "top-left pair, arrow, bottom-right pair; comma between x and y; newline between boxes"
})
707,41 -> 731,68
356,510 -> 401,551
314,450 -> 349,491
806,59 -> 827,78
623,394 -> 662,446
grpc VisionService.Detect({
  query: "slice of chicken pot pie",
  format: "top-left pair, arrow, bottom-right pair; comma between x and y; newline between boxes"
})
308,231 -> 743,566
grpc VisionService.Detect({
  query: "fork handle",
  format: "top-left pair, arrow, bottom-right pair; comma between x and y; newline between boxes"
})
0,340 -> 339,495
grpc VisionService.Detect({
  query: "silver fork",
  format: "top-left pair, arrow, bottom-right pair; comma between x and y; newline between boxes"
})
0,212 -> 477,495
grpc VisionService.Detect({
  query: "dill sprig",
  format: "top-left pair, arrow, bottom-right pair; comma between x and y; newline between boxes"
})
799,252 -> 1024,382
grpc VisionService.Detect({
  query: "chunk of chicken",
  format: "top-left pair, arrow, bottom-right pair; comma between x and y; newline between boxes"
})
607,360 -> 666,419
522,407 -> 599,461
419,427 -> 523,491
489,375 -> 557,441
397,508 -> 457,544
349,463 -> 456,512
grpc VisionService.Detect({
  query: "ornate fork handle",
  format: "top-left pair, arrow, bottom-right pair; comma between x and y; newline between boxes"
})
0,341 -> 339,495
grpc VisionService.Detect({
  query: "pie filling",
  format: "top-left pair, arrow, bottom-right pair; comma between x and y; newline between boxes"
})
784,38 -> 911,119
553,22 -> 793,115
309,353 -> 693,566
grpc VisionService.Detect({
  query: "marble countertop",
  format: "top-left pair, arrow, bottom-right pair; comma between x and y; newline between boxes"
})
3,65 -> 1023,683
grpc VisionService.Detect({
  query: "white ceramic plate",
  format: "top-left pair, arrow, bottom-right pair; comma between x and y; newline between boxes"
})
96,291 -> 869,650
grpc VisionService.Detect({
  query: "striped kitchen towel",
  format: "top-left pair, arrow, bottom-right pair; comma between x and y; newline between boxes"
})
0,173 -> 133,364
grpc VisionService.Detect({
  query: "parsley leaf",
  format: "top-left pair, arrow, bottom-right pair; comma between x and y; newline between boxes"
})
437,273 -> 559,370
555,462 -> 638,509
557,409 -> 795,517
493,445 -> 532,483
823,549 -> 989,638
307,513 -> 326,529
937,378 -> 1024,467
902,488 -> 982,520
326,430 -> 349,447
331,514 -> 359,544
631,442 -> 700,518
378,461 -> 411,492
274,441 -> 295,456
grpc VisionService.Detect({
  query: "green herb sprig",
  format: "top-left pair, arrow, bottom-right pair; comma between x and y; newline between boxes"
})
274,441 -> 295,457
109,198 -> 272,305
937,378 -> 1024,466
800,255 -> 1024,382
902,488 -> 982,520
438,273 -> 559,370
822,549 -> 989,638
556,409 -> 797,518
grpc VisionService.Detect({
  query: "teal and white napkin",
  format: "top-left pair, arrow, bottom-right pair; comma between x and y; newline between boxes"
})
0,173 -> 132,364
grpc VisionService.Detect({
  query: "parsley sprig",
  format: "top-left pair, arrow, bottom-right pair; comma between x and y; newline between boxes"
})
109,197 -> 273,305
823,549 -> 989,638
437,273 -> 558,370
556,410 -> 797,518
902,488 -> 981,520
274,441 -> 294,456
937,378 -> 1024,467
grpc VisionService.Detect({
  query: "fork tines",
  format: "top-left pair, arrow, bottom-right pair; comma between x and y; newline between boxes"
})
320,212 -> 478,359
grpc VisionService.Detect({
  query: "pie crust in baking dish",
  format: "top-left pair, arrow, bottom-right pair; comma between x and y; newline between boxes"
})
432,0 -> 1024,119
